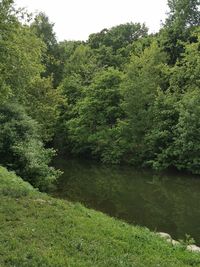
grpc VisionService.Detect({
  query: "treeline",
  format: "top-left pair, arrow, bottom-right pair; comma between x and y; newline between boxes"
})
56,0 -> 200,173
0,0 -> 200,190
0,0 -> 62,190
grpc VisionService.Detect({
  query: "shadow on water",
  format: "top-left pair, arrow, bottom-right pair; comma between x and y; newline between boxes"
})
53,157 -> 200,245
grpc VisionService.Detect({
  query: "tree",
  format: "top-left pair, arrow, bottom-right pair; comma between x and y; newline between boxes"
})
173,89 -> 200,174
0,18 -> 44,102
169,29 -> 200,93
31,12 -> 62,87
88,23 -> 148,69
24,77 -> 63,142
121,42 -> 168,164
160,0 -> 200,64
0,0 -> 43,102
0,0 -> 13,102
166,0 -> 200,28
144,91 -> 179,170
88,23 -> 148,51
0,1 -> 63,142
63,44 -> 98,85
66,68 -> 124,162
143,32 -> 200,173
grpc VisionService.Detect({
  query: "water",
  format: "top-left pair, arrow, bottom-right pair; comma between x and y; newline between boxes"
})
54,157 -> 200,245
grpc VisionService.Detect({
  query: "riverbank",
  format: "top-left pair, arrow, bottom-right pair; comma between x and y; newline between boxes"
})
0,166 -> 200,267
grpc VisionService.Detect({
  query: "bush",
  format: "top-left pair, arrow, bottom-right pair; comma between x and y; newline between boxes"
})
0,103 -> 60,190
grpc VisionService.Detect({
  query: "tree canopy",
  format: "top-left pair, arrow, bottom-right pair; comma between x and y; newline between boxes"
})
1,0 -> 200,180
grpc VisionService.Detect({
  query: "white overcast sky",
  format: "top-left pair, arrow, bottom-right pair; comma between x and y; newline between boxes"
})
15,0 -> 169,41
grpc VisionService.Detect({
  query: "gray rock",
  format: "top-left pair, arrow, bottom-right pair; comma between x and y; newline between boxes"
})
187,245 -> 200,253
171,239 -> 180,246
157,232 -> 172,240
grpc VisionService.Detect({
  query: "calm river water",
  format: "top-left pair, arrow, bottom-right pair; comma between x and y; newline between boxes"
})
54,157 -> 200,245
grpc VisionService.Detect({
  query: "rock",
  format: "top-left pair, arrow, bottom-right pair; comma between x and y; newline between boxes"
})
187,245 -> 200,253
157,232 -> 172,240
171,239 -> 180,246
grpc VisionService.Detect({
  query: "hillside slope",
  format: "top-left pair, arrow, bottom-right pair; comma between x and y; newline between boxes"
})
0,166 -> 200,267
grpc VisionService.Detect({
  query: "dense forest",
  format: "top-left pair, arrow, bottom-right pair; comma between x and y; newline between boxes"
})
0,0 -> 200,190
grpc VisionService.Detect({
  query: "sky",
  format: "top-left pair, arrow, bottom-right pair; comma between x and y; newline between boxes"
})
15,0 -> 169,41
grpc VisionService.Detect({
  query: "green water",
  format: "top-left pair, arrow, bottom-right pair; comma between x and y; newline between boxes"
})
54,158 -> 200,245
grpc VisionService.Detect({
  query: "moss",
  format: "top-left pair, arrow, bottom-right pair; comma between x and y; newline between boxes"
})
0,166 -> 200,267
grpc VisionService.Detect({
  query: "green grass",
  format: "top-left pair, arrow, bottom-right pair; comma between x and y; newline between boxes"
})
0,166 -> 200,267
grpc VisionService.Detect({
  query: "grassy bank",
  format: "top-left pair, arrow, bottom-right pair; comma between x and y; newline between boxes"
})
0,166 -> 200,267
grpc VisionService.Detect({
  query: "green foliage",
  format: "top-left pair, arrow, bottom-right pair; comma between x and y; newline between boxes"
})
144,88 -> 200,174
88,23 -> 148,69
0,103 -> 60,190
1,0 -> 200,179
0,23 -> 44,101
145,30 -> 200,172
0,0 -> 44,102
60,74 -> 83,107
121,42 -> 168,164
146,31 -> 200,173
0,0 -> 14,102
64,44 -> 98,85
0,0 -> 62,189
144,91 -> 179,170
66,68 -> 124,162
24,77 -> 63,142
179,234 -> 196,246
88,23 -> 148,51
55,6 -> 200,174
166,0 -> 200,28
0,1 -> 62,142
55,40 -> 82,84
30,12 -> 61,87
160,0 -> 200,64
174,89 -> 200,173
169,30 -> 200,93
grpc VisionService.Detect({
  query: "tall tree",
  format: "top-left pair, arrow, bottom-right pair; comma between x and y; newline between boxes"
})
0,1 -> 61,188
63,44 -> 98,85
66,68 -> 123,162
169,29 -> 200,93
121,42 -> 169,164
173,89 -> 200,174
88,23 -> 148,51
88,23 -> 148,69
0,1 -> 63,141
31,12 -> 62,87
166,0 -> 200,28
0,1 -> 45,103
160,0 -> 200,64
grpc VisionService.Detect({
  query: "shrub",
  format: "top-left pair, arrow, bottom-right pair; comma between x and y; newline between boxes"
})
0,103 -> 60,190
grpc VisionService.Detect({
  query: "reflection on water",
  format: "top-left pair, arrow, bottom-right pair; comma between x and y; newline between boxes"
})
54,157 -> 200,245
